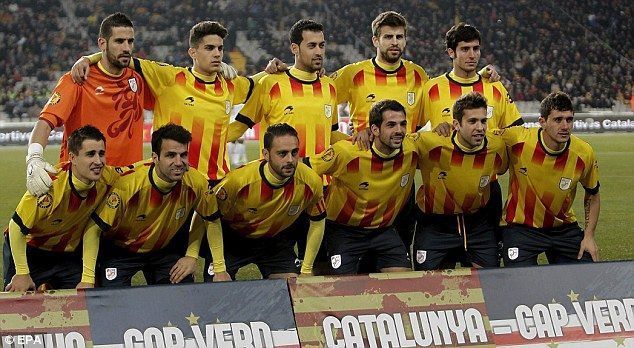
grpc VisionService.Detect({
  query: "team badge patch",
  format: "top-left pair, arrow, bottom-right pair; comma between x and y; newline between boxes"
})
105,268 -> 117,281
288,205 -> 300,216
321,147 -> 335,162
47,92 -> 61,106
400,173 -> 410,187
128,77 -> 138,92
479,175 -> 491,188
407,92 -> 415,106
175,207 -> 186,220
225,100 -> 231,114
207,264 -> 215,276
486,106 -> 494,119
106,192 -> 121,209
559,177 -> 572,190
37,193 -> 53,209
331,255 -> 341,269
507,247 -> 519,260
416,250 -> 427,264
324,104 -> 333,118
216,187 -> 228,201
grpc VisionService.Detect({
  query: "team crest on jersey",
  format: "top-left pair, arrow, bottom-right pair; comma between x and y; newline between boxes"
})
324,104 -> 333,118
479,175 -> 491,188
37,193 -> 53,209
47,92 -> 61,106
175,207 -> 186,220
321,147 -> 335,162
288,205 -> 300,216
128,77 -> 138,93
400,173 -> 410,187
331,255 -> 341,269
559,177 -> 572,190
416,250 -> 427,264
407,92 -> 415,106
216,187 -> 228,201
105,268 -> 117,280
486,106 -> 494,119
106,192 -> 121,209
507,247 -> 519,260
225,100 -> 231,114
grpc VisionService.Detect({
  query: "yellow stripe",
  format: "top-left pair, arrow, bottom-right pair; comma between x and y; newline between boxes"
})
0,310 -> 89,330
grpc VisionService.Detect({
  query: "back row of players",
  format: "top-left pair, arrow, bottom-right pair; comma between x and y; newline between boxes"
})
4,11 -> 600,291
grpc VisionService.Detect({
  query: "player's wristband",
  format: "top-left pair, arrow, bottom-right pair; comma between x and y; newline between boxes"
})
27,143 -> 43,157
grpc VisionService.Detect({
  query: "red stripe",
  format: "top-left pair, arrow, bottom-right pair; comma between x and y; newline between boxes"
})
449,80 -> 462,99
329,83 -> 336,100
68,193 -> 82,213
511,142 -> 524,156
554,150 -> 569,170
175,72 -> 186,86
473,81 -> 484,95
371,155 -> 383,172
374,67 -> 387,85
295,123 -> 306,157
303,185 -> 314,202
238,185 -> 250,200
428,84 -> 439,102
396,66 -> 407,86
260,181 -> 273,202
214,80 -> 223,95
188,116 -> 205,170
462,193 -> 476,212
414,70 -> 422,86
129,191 -> 140,207
473,152 -> 487,169
335,190 -> 357,224
283,181 -> 295,201
450,149 -> 464,167
270,83 -> 281,100
207,121 -> 223,179
359,200 -> 379,227
392,153 -> 403,172
353,70 -> 364,86
424,185 -> 434,213
169,182 -> 182,203
150,187 -> 163,208
290,78 -> 304,97
315,124 -> 325,154
226,79 -> 234,94
523,187 -> 537,226
379,196 -> 397,227
346,158 -> 359,173
86,187 -> 98,206
531,144 -> 546,165
494,153 -> 503,171
312,81 -> 322,97
194,80 -> 206,92
129,225 -> 155,252
428,146 -> 442,163
575,156 -> 585,175
443,192 -> 455,214
50,231 -> 74,252
541,191 -> 555,228
492,85 -> 502,101
170,112 -> 182,125
505,174 -> 519,223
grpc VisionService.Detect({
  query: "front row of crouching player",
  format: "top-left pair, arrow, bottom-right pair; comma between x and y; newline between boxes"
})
3,91 -> 600,290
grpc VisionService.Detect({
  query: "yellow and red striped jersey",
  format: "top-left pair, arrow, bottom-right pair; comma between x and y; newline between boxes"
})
497,127 -> 600,228
414,131 -> 508,215
132,58 -> 253,180
332,58 -> 429,133
236,68 -> 339,157
92,161 -> 219,253
307,138 -> 418,229
11,163 -> 118,252
422,72 -> 522,129
215,160 -> 325,238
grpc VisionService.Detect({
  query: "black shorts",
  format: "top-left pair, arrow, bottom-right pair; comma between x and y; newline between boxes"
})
3,233 -> 81,289
502,223 -> 593,267
220,222 -> 300,279
325,221 -> 411,275
413,209 -> 498,271
98,239 -> 193,287
393,187 -> 417,249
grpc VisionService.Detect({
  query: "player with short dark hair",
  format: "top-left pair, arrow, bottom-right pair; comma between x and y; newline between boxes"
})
498,91 -> 600,266
306,100 -> 416,274
82,124 -> 223,286
412,92 -> 508,270
26,12 -> 152,197
210,124 -> 326,279
5,126 -> 118,291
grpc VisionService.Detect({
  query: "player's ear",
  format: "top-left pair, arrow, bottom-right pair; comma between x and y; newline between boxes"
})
370,124 -> 380,137
538,116 -> 546,127
188,47 -> 196,60
452,119 -> 461,131
151,151 -> 159,164
290,43 -> 299,56
371,35 -> 379,48
97,37 -> 107,51
262,148 -> 270,162
447,48 -> 455,59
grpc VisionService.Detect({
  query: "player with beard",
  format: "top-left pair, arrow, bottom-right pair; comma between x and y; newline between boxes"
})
412,92 -> 508,270
305,100 -> 416,275
210,124 -> 326,279
26,13 -> 152,197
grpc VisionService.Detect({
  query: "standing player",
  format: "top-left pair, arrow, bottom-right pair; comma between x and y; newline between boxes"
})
210,124 -> 326,279
82,124 -> 223,286
4,126 -> 117,291
306,100 -> 415,275
413,92 -> 508,270
26,13 -> 151,197
499,91 -> 600,266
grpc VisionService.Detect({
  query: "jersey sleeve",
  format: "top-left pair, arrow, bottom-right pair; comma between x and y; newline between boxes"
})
235,78 -> 268,128
305,182 -> 327,221
39,73 -> 80,128
493,125 -> 525,147
214,177 -> 238,216
331,65 -> 352,105
580,148 -> 600,193
12,193 -> 44,231
495,83 -> 523,128
132,58 -> 182,97
91,188 -> 127,231
231,76 -> 255,105
306,142 -> 346,176
195,178 -> 221,221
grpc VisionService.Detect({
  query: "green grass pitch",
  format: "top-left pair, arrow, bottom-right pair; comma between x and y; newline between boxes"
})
0,133 -> 632,287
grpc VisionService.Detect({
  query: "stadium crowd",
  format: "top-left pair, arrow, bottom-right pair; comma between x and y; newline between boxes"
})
0,0 -> 631,120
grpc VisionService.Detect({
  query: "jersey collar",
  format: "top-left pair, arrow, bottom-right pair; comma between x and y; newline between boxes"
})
451,131 -> 488,154
68,167 -> 96,200
148,164 -> 180,194
369,142 -> 403,161
445,71 -> 482,87
537,128 -> 570,156
286,68 -> 319,84
188,67 -> 220,84
372,57 -> 404,74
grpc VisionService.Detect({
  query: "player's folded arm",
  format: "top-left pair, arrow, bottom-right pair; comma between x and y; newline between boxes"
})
90,212 -> 112,232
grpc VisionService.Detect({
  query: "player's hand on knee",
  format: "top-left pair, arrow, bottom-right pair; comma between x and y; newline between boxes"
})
71,57 -> 91,84
5,274 -> 36,292
578,236 -> 599,261
433,122 -> 453,137
26,150 -> 57,197
170,256 -> 198,283
75,282 -> 94,290
220,62 -> 238,80
265,58 -> 289,74
482,64 -> 500,82
351,128 -> 373,151
213,271 -> 232,282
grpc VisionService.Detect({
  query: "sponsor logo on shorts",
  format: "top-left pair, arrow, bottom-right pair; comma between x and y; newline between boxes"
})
105,267 -> 117,281
416,250 -> 427,264
508,247 -> 519,260
479,175 -> 490,188
331,255 -> 341,269
559,177 -> 572,190
207,264 -> 215,276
